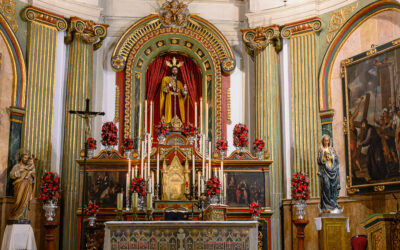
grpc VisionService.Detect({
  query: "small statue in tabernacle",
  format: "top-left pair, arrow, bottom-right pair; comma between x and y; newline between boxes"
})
9,151 -> 36,221
317,135 -> 342,213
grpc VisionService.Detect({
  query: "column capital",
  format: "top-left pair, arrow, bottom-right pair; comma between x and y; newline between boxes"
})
65,16 -> 108,50
24,6 -> 68,31
241,25 -> 281,57
281,17 -> 322,39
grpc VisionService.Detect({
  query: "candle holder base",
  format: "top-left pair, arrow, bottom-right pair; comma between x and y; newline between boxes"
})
115,210 -> 123,221
146,209 -> 153,221
131,207 -> 138,221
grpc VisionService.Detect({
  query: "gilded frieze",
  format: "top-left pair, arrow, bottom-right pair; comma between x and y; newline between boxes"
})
0,0 -> 17,32
326,2 -> 358,44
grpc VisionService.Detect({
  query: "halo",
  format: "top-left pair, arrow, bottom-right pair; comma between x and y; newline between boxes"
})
166,57 -> 184,68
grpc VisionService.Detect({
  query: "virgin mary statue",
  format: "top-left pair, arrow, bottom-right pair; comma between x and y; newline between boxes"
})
317,135 -> 342,213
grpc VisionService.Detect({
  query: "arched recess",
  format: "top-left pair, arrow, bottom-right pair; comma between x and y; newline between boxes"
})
0,11 -> 27,195
112,14 -> 236,143
319,0 -> 400,112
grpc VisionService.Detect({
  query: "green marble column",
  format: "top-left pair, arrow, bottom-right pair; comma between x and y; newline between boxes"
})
242,25 -> 283,250
62,17 -> 107,250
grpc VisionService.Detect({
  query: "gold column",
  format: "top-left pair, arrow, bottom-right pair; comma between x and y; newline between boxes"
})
242,25 -> 283,250
62,17 -> 107,250
281,18 -> 322,197
22,7 -> 67,193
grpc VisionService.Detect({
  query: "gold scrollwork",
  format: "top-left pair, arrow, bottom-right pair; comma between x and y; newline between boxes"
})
374,185 -> 385,192
366,48 -> 377,56
114,85 -> 120,123
340,58 -> 352,78
343,117 -> 348,135
346,176 -> 359,194
227,88 -> 231,125
0,0 -> 17,32
241,25 -> 281,56
65,17 -> 108,50
326,3 -> 358,44
392,38 -> 400,46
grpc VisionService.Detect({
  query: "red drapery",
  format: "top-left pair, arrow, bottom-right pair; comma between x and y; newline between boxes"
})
145,54 -> 202,135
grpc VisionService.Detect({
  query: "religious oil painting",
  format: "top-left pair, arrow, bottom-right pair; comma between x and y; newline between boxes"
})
225,172 -> 266,207
343,39 -> 400,193
85,171 -> 126,208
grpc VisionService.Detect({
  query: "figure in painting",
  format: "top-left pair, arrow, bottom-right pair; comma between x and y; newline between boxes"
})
160,57 -> 188,126
317,135 -> 341,213
9,151 -> 36,221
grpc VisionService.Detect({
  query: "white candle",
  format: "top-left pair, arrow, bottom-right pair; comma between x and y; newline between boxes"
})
140,141 -> 144,178
221,160 -> 224,192
128,159 -> 131,181
132,192 -> 138,209
139,102 -> 142,138
200,97 -> 203,134
134,165 -> 138,178
205,101 -> 208,139
192,154 -> 195,185
148,134 -> 151,178
157,153 -> 160,186
224,172 -> 227,199
117,193 -> 123,210
198,172 -> 201,197
195,102 -> 198,128
144,163 -> 147,180
126,173 -> 129,200
208,141 -> 211,171
151,172 -> 154,194
202,136 -> 205,178
206,163 -> 209,180
150,101 -> 153,136
144,100 -> 148,134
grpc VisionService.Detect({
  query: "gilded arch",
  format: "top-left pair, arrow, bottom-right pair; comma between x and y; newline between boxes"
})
112,14 -> 236,142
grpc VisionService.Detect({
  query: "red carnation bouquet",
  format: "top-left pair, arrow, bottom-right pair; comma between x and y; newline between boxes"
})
122,138 -> 134,152
87,137 -> 97,150
101,122 -> 118,147
40,171 -> 60,202
184,123 -> 198,137
86,201 -> 99,216
233,123 -> 249,147
216,139 -> 228,151
291,172 -> 310,201
205,177 -> 221,197
155,122 -> 167,137
253,138 -> 265,152
249,202 -> 262,216
130,177 -> 146,196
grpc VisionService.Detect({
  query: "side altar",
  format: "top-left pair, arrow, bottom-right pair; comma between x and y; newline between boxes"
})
77,134 -> 273,249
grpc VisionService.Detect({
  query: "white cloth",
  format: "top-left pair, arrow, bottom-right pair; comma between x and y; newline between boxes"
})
314,217 -> 350,232
1,224 -> 37,250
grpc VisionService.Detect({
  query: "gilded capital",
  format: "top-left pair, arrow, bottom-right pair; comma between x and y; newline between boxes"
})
241,25 -> 281,57
281,17 -> 322,39
65,16 -> 108,50
24,6 -> 67,31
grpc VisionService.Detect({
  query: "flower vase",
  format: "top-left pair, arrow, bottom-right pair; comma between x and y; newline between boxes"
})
256,150 -> 264,160
294,199 -> 307,220
251,214 -> 260,221
88,216 -> 96,227
158,134 -> 166,145
43,200 -> 58,222
235,146 -> 244,152
210,195 -> 219,205
105,145 -> 114,153
88,149 -> 95,159
220,150 -> 226,160
188,136 -> 195,145
138,195 -> 146,211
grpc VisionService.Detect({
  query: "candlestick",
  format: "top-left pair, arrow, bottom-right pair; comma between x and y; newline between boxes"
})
126,173 -> 129,210
195,102 -> 198,128
144,100 -> 148,134
202,136 -> 205,178
197,172 -> 201,197
157,153 -> 160,186
132,192 -> 138,210
205,101 -> 208,139
147,134 -> 151,179
150,101 -> 153,136
147,193 -> 153,209
151,172 -> 154,194
117,193 -> 123,210
208,141 -> 211,175
192,154 -> 195,185
206,163 -> 209,180
224,172 -> 227,203
140,141 -> 144,178
139,102 -> 142,139
134,165 -> 137,178
200,97 -> 203,134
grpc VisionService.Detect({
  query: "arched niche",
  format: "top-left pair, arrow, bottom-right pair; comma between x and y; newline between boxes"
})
112,14 -> 236,144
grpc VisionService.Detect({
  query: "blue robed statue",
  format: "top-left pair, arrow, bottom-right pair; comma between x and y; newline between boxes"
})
317,135 -> 342,213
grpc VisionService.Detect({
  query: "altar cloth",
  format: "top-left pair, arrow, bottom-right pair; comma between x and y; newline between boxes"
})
104,221 -> 258,250
1,224 -> 37,250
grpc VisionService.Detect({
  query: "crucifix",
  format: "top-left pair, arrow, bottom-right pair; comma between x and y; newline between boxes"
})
69,98 -> 105,250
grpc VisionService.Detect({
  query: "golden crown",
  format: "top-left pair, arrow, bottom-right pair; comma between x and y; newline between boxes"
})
166,57 -> 184,68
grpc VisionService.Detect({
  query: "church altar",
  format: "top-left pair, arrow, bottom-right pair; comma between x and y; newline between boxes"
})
104,221 -> 259,249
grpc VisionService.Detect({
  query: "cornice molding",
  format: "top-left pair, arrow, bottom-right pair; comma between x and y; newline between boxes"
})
24,6 -> 67,31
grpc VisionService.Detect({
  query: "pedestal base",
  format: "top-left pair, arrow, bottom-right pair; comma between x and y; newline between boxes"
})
315,215 -> 349,250
293,219 -> 309,250
203,204 -> 228,221
43,221 -> 58,250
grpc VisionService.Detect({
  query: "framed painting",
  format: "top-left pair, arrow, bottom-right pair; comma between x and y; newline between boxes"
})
225,171 -> 269,208
343,38 -> 400,193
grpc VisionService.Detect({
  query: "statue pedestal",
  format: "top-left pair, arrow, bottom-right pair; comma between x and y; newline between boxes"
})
315,214 -> 349,250
203,204 -> 228,221
1,224 -> 37,250
43,221 -> 58,250
293,219 -> 309,250
360,213 -> 396,250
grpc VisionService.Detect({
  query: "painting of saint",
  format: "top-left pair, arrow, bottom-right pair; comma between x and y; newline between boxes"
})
226,172 -> 265,207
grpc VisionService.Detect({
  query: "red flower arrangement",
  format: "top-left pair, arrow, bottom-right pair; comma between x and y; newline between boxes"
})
216,139 -> 228,151
253,138 -> 265,152
184,123 -> 198,137
40,171 -> 60,202
87,137 -> 97,150
122,138 -> 134,152
101,122 -> 118,147
233,123 -> 249,147
86,201 -> 99,216
130,177 -> 146,196
291,172 -> 310,201
205,177 -> 221,197
249,202 -> 262,216
155,122 -> 168,137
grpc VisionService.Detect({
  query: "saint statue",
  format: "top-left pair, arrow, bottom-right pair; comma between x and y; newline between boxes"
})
9,151 -> 35,221
317,135 -> 342,213
160,57 -> 188,126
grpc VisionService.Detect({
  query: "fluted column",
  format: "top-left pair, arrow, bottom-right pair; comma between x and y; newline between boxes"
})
281,17 -> 322,197
242,25 -> 283,250
22,6 -> 67,193
61,17 -> 107,250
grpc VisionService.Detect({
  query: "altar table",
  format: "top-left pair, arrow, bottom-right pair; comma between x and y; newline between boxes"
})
104,221 -> 258,250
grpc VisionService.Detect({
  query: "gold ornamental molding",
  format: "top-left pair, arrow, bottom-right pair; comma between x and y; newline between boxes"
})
326,2 -> 358,44
0,0 -> 17,32
24,6 -> 67,31
241,25 -> 281,56
281,17 -> 322,38
65,16 -> 108,50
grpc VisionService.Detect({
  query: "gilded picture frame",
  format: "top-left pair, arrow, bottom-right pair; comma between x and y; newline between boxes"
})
342,38 -> 400,194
